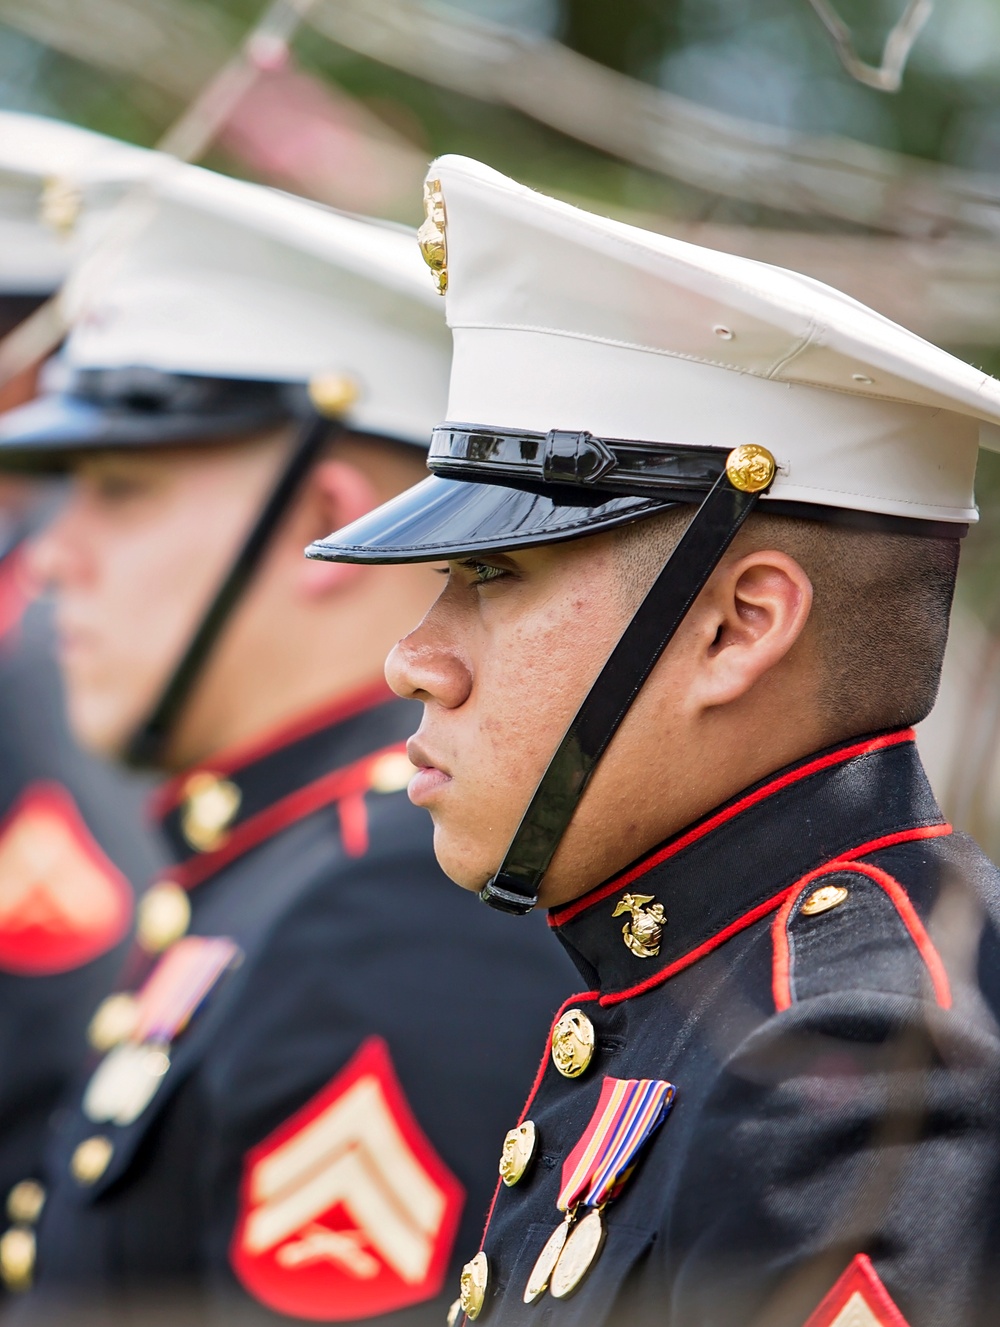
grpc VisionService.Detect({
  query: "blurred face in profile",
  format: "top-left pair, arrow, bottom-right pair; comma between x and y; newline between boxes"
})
27,432 -> 288,758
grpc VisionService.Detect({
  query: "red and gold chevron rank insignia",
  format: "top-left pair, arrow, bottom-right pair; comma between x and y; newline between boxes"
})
804,1254 -> 911,1327
0,783 -> 132,974
231,1036 -> 464,1321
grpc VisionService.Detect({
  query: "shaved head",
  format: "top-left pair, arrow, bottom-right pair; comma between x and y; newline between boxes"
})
616,505 -> 959,735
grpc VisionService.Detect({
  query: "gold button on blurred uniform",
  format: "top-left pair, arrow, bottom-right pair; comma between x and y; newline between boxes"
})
369,751 -> 416,794
0,1227 -> 35,1291
801,884 -> 849,916
180,772 -> 241,853
551,1009 -> 595,1079
88,992 -> 139,1052
71,1136 -> 114,1186
499,1120 -> 536,1187
6,1181 -> 45,1227
137,882 -> 191,953
459,1251 -> 488,1320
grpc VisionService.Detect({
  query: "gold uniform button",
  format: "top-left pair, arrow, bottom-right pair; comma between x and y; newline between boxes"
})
6,1181 -> 45,1227
725,443 -> 776,494
801,884 -> 850,916
0,1226 -> 36,1292
551,1008 -> 595,1079
179,771 -> 241,853
71,1136 -> 114,1186
459,1251 -> 488,1320
87,992 -> 139,1052
499,1120 -> 536,1187
137,882 -> 191,953
445,1298 -> 462,1327
369,751 -> 416,794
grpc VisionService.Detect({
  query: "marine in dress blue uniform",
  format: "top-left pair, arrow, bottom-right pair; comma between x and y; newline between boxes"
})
0,159 -> 575,1323
306,157 -> 1000,1326
0,115 -> 165,1289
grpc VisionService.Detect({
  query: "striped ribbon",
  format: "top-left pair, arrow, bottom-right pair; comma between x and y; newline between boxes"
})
133,936 -> 239,1044
558,1077 -> 676,1213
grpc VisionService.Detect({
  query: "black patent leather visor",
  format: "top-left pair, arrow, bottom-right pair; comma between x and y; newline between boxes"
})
306,473 -> 684,564
306,422 -> 734,563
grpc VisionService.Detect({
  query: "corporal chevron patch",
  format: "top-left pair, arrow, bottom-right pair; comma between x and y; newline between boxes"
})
231,1036 -> 464,1321
0,783 -> 132,974
804,1254 -> 911,1327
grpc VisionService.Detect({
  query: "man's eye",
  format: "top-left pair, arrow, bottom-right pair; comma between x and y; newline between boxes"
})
466,562 -> 508,585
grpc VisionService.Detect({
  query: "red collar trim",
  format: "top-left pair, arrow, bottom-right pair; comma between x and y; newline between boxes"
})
549,729 -> 916,929
158,740 -> 405,892
151,679 -> 393,819
596,821 -> 950,1007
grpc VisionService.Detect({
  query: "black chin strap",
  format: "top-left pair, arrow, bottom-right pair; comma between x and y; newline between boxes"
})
125,413 -> 336,769
480,467 -> 771,915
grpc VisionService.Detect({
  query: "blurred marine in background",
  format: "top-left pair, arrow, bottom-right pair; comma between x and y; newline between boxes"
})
0,112 -> 165,1294
0,157 -> 574,1324
308,157 -> 1000,1327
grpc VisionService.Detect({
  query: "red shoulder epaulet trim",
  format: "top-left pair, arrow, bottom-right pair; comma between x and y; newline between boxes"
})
772,851 -> 952,1013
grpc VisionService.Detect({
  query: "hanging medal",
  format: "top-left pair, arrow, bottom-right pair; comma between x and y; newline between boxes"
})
523,1076 -> 675,1304
84,936 -> 240,1127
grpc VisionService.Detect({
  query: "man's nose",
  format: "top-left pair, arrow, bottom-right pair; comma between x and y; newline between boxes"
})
385,623 -> 472,710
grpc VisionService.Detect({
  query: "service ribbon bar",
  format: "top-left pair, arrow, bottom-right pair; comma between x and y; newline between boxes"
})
133,936 -> 240,1044
558,1076 -> 676,1214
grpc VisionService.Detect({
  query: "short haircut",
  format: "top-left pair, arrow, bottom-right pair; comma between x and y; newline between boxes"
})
614,505 -> 960,733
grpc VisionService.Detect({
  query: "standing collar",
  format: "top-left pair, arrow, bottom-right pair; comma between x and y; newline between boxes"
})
548,729 -> 949,1004
151,681 -> 410,883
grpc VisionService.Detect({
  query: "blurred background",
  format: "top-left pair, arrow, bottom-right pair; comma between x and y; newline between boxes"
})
1,0 -> 1000,851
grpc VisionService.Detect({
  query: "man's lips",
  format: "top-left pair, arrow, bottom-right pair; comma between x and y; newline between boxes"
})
406,736 -> 452,805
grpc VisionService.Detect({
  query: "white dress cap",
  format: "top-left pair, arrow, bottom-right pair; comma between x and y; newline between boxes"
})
60,161 -> 451,446
430,154 -> 1000,525
0,111 -> 159,294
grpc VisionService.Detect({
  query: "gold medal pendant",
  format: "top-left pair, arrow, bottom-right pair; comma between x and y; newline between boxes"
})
550,1207 -> 606,1299
82,1043 -> 171,1127
523,1213 -> 573,1304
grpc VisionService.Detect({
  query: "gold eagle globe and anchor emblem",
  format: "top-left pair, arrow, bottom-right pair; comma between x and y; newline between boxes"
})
613,892 -> 667,959
417,178 -> 448,295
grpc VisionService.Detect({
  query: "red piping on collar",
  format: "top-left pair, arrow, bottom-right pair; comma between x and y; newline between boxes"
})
150,679 -> 394,819
549,729 -> 916,929
476,990 -> 599,1256
596,821 -> 950,1007
159,741 -> 406,892
772,834 -> 953,1012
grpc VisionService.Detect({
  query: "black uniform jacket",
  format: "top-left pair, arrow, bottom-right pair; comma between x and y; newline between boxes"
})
0,557 -> 162,1230
462,729 -> 1000,1327
10,686 -> 576,1326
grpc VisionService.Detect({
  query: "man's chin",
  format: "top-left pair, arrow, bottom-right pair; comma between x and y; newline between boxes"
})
431,827 -> 497,895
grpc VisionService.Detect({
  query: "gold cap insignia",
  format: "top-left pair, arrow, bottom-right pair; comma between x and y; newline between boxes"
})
137,881 -> 191,954
39,176 -> 82,237
70,1135 -> 114,1186
499,1120 -> 537,1187
725,443 -> 776,494
801,883 -> 849,916
180,771 -> 241,853
551,1008 -> 595,1079
459,1251 -> 489,1319
417,177 -> 448,295
612,892 -> 666,959
307,372 -> 360,419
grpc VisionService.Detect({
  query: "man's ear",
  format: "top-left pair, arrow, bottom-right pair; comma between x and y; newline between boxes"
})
296,459 -> 379,599
689,549 -> 813,710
